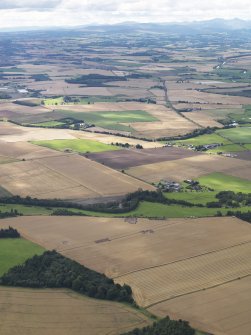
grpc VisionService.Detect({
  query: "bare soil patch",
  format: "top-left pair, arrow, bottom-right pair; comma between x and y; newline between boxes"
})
87,146 -> 200,170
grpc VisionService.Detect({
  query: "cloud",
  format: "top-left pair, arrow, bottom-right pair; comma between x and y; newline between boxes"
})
0,0 -> 250,28
0,0 -> 61,10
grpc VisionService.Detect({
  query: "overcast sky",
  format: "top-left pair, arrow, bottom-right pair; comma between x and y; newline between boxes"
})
1,0 -> 251,29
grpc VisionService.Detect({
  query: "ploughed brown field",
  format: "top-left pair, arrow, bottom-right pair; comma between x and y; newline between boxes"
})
87,146 -> 200,170
1,215 -> 251,335
0,287 -> 150,335
234,151 -> 251,161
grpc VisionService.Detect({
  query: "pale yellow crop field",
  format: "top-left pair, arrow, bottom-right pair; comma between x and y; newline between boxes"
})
1,216 -> 250,335
149,276 -> 251,335
0,287 -> 150,335
181,111 -> 224,128
0,154 -> 154,200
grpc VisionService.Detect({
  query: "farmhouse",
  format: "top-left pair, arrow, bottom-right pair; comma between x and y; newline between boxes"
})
157,180 -> 181,192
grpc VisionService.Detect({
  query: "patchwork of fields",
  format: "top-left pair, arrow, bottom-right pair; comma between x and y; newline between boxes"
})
126,154 -> 251,182
88,146 -> 199,169
0,216 -> 250,334
1,25 -> 251,335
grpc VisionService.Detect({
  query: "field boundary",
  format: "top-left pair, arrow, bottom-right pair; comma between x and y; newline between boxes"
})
146,273 -> 251,309
114,240 -> 251,279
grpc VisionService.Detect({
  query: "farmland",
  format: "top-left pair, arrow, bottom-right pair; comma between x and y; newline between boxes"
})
126,154 -> 251,182
0,215 -> 250,335
32,138 -> 119,154
197,172 -> 251,193
149,276 -> 251,335
1,22 -> 251,335
0,287 -> 150,335
54,109 -> 158,132
0,238 -> 44,276
217,126 -> 251,144
0,155 -> 154,200
87,146 -> 199,170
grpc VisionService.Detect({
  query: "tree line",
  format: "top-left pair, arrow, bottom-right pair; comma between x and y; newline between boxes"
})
0,226 -> 20,238
0,250 -> 134,304
0,209 -> 22,219
121,316 -> 195,335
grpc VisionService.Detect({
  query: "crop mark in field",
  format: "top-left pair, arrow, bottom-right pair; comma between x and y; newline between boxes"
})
57,221 -> 180,253
95,238 -> 111,244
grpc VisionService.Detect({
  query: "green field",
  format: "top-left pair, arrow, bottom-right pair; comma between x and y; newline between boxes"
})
126,201 -> 250,218
43,96 -> 124,106
32,138 -> 119,153
204,108 -> 245,120
30,121 -> 65,127
229,106 -> 251,124
197,172 -> 251,193
207,143 -> 245,153
56,109 -> 158,132
1,198 -> 251,219
0,204 -> 53,215
0,238 -> 44,276
172,133 -> 231,146
216,127 -> 251,144
165,191 -> 218,205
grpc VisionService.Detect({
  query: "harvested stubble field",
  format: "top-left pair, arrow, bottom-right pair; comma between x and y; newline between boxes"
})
125,106 -> 197,138
0,102 -> 50,116
0,216 -> 249,279
116,242 -> 251,307
75,131 -> 164,149
126,154 -> 251,182
87,146 -> 200,170
1,215 -> 250,335
0,287 -> 150,335
0,154 -> 154,200
0,141 -> 66,160
149,276 -> 251,335
168,89 -> 251,105
181,111 -> 223,128
0,122 -> 76,142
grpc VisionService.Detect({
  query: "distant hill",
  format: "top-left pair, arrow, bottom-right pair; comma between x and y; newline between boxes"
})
1,19 -> 251,34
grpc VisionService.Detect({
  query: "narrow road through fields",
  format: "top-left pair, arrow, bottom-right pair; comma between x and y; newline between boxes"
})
162,79 -> 203,128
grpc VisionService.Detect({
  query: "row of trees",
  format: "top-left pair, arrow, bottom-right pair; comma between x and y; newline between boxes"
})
121,317 -> 195,335
1,250 -> 134,304
0,209 -> 21,219
0,226 -> 20,238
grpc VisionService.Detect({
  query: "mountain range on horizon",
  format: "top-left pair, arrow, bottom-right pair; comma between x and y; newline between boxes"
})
2,18 -> 251,34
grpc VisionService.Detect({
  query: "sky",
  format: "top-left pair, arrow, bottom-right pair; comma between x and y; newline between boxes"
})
1,0 -> 251,29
